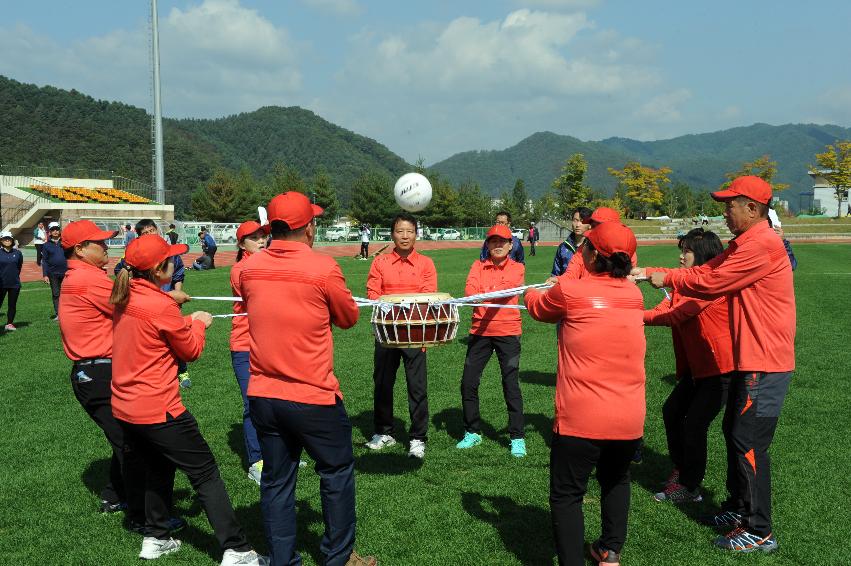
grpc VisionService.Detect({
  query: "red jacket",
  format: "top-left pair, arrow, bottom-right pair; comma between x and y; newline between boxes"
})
111,279 -> 207,424
648,220 -> 795,373
229,252 -> 251,352
366,249 -> 437,298
526,273 -> 646,440
465,258 -> 524,336
239,240 -> 359,405
59,260 -> 115,361
644,291 -> 733,379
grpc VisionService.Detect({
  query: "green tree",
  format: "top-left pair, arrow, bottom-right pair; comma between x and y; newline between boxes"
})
421,179 -> 463,227
532,193 -> 558,223
457,181 -> 494,226
722,155 -> 789,193
511,179 -> 530,224
191,167 -> 254,221
811,140 -> 851,217
349,170 -> 396,225
311,169 -> 340,225
268,162 -> 306,195
551,154 -> 592,220
608,162 -> 671,218
660,182 -> 696,218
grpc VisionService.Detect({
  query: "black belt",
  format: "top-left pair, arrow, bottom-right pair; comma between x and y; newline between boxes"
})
74,358 -> 111,366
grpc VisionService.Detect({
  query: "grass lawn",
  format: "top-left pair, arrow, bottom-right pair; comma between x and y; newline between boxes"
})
1,243 -> 849,565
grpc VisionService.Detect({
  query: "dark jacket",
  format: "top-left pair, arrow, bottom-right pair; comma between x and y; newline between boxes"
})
114,254 -> 184,292
551,233 -> 580,277
783,239 -> 798,271
41,240 -> 68,277
0,247 -> 23,288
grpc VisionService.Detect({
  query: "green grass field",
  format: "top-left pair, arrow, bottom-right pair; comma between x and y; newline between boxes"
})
2,244 -> 850,565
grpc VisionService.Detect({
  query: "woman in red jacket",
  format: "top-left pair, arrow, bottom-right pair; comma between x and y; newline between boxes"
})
109,235 -> 266,565
525,222 -> 645,566
644,228 -> 733,504
230,221 -> 268,485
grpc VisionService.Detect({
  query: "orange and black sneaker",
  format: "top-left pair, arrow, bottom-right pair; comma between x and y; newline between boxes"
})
713,527 -> 778,553
589,540 -> 620,565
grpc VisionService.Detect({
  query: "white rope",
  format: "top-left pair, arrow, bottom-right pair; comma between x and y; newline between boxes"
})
211,313 -> 246,318
191,296 -> 243,302
457,303 -> 527,310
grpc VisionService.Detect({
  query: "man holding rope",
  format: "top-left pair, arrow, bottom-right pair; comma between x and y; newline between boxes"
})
636,176 -> 795,554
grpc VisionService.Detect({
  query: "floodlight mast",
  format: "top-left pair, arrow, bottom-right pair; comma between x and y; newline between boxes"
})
151,0 -> 165,204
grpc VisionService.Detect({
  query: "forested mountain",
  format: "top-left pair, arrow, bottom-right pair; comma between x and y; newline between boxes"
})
431,124 -> 851,210
0,76 -> 409,215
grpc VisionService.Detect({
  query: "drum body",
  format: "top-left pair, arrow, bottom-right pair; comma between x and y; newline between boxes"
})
371,293 -> 459,348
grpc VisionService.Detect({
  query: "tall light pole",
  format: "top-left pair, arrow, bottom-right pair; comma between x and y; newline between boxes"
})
151,0 -> 165,203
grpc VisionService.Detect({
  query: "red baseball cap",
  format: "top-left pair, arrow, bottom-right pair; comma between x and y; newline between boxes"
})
485,224 -> 512,240
711,175 -> 772,205
264,192 -> 324,232
60,220 -> 119,249
584,221 -> 637,258
124,234 -> 188,271
590,207 -> 621,224
236,220 -> 263,242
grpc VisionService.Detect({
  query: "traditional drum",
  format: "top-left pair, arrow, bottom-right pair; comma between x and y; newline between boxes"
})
371,293 -> 460,348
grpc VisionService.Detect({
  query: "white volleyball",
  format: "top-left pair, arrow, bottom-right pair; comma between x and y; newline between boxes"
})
394,172 -> 433,212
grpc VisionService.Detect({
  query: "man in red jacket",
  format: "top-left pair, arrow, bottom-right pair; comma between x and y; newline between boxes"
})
639,176 -> 796,553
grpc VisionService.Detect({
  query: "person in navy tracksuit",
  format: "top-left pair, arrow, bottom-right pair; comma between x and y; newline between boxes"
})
0,230 -> 24,331
42,222 -> 67,320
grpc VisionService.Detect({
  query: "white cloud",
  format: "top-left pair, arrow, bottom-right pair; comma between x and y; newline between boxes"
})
633,89 -> 692,122
300,0 -> 361,16
0,0 -> 302,117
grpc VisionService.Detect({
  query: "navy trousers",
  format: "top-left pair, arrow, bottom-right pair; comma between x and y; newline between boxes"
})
250,396 -> 356,566
231,351 -> 262,465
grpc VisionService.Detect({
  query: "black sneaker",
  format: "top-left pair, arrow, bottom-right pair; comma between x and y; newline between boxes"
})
699,509 -> 743,528
631,445 -> 643,464
653,482 -> 703,503
589,540 -> 620,565
126,517 -> 186,535
100,500 -> 127,513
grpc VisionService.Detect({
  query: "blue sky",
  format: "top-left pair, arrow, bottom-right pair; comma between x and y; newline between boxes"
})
3,1 -> 850,164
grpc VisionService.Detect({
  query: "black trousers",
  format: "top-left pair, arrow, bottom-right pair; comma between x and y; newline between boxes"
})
529,241 -> 536,256
35,243 -> 44,266
721,371 -> 791,537
250,397 -> 356,566
206,246 -> 218,269
662,373 -> 731,490
70,361 -> 145,521
372,342 -> 429,441
0,287 -> 20,324
460,334 -> 524,439
48,274 -> 64,315
550,434 -> 640,566
119,411 -> 250,550
360,242 -> 369,258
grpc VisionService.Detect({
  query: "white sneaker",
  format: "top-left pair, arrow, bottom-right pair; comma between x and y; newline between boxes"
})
365,434 -> 396,450
139,537 -> 181,559
221,548 -> 269,566
408,439 -> 426,459
248,460 -> 263,485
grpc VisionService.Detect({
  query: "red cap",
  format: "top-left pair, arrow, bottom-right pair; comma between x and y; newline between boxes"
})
236,221 -> 263,242
485,224 -> 512,240
584,222 -> 637,258
590,207 -> 621,224
60,220 -> 118,249
264,192 -> 324,232
711,175 -> 772,205
124,234 -> 189,271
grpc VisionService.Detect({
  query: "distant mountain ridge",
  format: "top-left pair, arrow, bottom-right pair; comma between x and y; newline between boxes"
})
0,75 -> 410,215
430,123 -> 851,210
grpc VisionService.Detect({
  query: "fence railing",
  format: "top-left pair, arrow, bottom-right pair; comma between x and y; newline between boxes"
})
0,175 -> 56,229
112,176 -> 169,204
0,164 -> 114,180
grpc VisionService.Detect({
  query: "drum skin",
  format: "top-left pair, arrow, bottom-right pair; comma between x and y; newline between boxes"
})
371,293 -> 459,348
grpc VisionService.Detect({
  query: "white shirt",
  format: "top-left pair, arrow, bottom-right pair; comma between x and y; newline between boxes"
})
360,228 -> 370,243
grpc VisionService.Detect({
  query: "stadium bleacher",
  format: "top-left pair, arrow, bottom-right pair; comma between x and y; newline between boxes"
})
24,185 -> 152,204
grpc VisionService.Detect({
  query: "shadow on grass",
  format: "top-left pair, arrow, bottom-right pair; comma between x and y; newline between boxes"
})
350,410 -> 406,444
354,451 -> 423,475
82,458 -> 196,516
432,407 -> 504,444
519,370 -> 556,387
228,422 -> 247,469
661,373 -> 677,386
461,492 -> 553,565
233,498 -> 325,564
525,413 -> 554,448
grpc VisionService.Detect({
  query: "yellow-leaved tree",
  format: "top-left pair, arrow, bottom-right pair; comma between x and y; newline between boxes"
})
811,141 -> 851,217
722,155 -> 789,193
607,162 -> 671,219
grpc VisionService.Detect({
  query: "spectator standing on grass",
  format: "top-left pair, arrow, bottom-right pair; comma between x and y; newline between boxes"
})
33,222 -> 47,266
643,229 -> 733,505
480,210 -> 525,264
166,224 -> 179,245
42,221 -> 67,321
200,227 -> 218,269
0,230 -> 23,331
456,224 -> 527,457
525,222 -> 645,566
527,222 -> 539,256
639,176 -> 796,554
359,223 -> 371,260
238,192 -> 375,566
110,235 -> 265,565
551,207 -> 592,277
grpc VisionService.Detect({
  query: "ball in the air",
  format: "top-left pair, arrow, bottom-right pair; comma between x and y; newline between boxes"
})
394,172 -> 432,212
